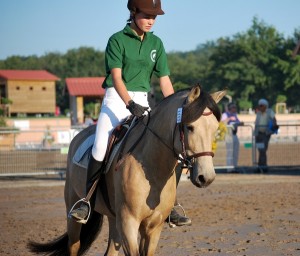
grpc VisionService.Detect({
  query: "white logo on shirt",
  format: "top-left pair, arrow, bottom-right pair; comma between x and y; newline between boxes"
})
150,50 -> 156,62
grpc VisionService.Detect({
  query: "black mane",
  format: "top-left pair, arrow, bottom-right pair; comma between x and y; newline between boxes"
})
182,86 -> 221,124
150,85 -> 221,124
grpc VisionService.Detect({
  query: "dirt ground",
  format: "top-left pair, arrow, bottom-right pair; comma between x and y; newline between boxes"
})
0,172 -> 299,256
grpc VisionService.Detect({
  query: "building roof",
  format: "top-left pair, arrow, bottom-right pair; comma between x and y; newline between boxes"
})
0,70 -> 60,81
66,77 -> 106,96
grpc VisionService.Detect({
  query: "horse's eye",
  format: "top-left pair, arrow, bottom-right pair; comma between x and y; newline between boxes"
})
187,125 -> 194,132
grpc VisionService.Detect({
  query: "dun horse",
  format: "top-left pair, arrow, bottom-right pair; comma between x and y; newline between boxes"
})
28,85 -> 226,256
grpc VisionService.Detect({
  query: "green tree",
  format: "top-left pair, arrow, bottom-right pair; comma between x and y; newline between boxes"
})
0,19 -> 299,113
207,17 -> 300,111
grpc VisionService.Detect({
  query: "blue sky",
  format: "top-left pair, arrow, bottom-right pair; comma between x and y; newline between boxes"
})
0,0 -> 299,60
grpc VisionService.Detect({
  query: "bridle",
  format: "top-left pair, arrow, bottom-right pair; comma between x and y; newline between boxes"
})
177,110 -> 215,171
136,105 -> 215,172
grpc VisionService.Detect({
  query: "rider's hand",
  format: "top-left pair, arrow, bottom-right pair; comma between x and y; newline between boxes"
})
126,100 -> 147,117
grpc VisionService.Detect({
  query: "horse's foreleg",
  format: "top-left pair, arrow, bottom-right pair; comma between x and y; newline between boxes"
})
140,223 -> 164,256
118,217 -> 140,256
104,216 -> 122,256
67,219 -> 82,256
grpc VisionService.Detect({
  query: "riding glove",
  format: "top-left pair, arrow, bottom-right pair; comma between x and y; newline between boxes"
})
126,100 -> 147,117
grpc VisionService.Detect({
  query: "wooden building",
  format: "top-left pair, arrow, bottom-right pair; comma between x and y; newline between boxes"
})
0,70 -> 60,116
65,77 -> 105,125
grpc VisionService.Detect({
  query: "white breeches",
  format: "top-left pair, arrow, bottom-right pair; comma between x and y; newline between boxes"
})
92,87 -> 149,161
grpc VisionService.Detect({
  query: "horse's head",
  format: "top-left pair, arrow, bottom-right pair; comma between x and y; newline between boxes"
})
178,85 -> 226,188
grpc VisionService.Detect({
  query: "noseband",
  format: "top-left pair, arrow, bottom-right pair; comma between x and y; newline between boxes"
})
177,110 -> 215,171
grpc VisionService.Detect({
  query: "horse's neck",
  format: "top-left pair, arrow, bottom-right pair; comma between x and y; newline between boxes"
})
137,94 -> 185,171
118,93 -> 186,177
149,92 -> 186,141
141,131 -> 178,170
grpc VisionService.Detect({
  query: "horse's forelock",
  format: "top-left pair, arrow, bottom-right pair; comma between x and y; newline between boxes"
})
182,90 -> 221,124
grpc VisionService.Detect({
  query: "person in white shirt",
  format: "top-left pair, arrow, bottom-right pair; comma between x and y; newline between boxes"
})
254,99 -> 278,172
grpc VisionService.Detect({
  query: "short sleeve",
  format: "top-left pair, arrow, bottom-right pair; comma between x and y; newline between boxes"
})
105,37 -> 123,71
268,109 -> 276,119
153,40 -> 170,78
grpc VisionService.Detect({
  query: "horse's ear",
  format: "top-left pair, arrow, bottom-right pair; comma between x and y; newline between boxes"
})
187,85 -> 201,104
210,89 -> 227,103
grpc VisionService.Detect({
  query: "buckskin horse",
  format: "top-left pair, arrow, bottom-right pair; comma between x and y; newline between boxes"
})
28,85 -> 226,256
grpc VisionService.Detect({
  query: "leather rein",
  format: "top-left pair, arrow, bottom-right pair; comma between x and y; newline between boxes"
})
139,106 -> 215,171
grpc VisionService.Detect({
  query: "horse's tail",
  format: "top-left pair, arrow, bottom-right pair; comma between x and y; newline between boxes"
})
79,212 -> 104,255
27,212 -> 104,256
27,232 -> 69,255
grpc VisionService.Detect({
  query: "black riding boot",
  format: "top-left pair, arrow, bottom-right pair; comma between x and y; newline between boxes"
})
168,203 -> 192,226
69,155 -> 103,223
175,164 -> 182,187
167,165 -> 192,226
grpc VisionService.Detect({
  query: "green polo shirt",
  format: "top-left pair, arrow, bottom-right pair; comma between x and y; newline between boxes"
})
102,24 -> 170,92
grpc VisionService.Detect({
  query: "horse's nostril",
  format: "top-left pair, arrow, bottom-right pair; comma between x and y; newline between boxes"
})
198,175 -> 205,184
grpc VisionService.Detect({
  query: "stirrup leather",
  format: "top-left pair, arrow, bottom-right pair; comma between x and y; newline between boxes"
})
68,199 -> 91,224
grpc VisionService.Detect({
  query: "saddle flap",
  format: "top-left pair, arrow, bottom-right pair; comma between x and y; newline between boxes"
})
72,116 -> 136,170
72,134 -> 95,168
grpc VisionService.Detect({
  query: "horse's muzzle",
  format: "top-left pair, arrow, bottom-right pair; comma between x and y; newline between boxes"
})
192,174 -> 215,188
190,165 -> 216,188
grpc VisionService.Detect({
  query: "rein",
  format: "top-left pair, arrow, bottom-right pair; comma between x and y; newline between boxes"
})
116,96 -> 216,173
139,107 -> 215,171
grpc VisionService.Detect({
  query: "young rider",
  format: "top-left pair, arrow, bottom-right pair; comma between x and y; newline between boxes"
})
70,0 -> 191,226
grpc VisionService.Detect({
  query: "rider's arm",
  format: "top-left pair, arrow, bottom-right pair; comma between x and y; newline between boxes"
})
159,75 -> 174,97
111,68 -> 132,107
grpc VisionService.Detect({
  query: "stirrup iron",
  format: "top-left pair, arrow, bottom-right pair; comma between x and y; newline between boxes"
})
68,198 -> 91,224
168,203 -> 187,228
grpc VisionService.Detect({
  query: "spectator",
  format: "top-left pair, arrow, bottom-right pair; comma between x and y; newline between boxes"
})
221,102 -> 243,173
254,99 -> 279,172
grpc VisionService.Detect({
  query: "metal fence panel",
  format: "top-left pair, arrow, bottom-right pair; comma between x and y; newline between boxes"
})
0,127 -> 81,176
213,124 -> 300,168
1,124 -> 300,176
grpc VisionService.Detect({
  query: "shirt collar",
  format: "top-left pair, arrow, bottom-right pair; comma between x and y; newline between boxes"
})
123,24 -> 153,41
